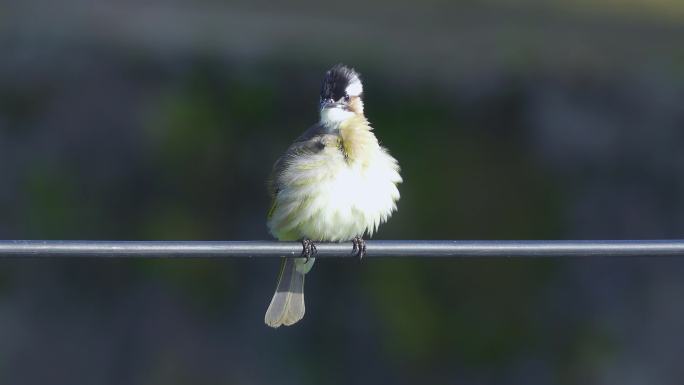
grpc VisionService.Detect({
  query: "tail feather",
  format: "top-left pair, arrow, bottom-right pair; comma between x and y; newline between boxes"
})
265,258 -> 310,327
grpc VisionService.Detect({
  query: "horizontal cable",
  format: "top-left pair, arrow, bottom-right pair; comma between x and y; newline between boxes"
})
0,240 -> 683,258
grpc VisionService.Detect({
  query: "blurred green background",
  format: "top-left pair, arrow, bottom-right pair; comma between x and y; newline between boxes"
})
1,1 -> 684,384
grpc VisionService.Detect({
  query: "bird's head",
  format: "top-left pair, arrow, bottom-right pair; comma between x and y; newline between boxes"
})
319,64 -> 364,126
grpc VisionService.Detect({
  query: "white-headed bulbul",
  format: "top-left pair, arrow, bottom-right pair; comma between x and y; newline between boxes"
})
264,64 -> 402,328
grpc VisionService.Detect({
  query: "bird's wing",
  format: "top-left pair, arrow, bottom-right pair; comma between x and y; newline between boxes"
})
267,123 -> 334,218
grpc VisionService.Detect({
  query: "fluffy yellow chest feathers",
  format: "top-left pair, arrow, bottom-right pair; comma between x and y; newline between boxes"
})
267,115 -> 402,242
338,115 -> 379,167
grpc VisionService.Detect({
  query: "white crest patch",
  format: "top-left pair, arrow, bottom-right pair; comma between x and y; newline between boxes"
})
345,79 -> 363,97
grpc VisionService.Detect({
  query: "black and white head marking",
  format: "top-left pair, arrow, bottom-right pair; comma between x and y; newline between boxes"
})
319,64 -> 364,125
320,64 -> 363,103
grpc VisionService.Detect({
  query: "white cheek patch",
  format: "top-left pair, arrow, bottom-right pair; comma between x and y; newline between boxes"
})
321,106 -> 354,125
345,80 -> 363,97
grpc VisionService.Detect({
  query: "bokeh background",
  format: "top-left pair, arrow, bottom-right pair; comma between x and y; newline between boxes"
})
2,1 -> 684,384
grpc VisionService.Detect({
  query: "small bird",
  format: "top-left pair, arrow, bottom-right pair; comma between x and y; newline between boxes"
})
264,64 -> 402,328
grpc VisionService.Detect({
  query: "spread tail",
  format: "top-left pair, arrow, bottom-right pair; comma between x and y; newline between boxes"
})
265,257 -> 314,328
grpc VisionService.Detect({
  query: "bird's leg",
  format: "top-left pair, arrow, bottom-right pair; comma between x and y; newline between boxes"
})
351,236 -> 366,260
301,239 -> 317,262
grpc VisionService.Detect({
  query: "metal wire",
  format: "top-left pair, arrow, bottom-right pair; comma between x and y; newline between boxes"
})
0,240 -> 683,258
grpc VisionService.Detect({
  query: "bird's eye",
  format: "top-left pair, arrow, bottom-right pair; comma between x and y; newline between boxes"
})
343,94 -> 350,102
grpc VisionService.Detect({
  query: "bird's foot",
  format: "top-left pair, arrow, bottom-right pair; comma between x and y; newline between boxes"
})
301,239 -> 317,262
351,236 -> 366,261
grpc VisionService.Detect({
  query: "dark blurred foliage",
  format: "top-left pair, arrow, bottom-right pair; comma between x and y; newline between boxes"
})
1,1 -> 684,384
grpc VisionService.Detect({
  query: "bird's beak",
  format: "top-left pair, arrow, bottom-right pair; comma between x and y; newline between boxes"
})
320,99 -> 347,110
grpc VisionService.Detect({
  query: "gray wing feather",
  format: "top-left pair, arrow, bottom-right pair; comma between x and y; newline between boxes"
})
268,123 -> 333,196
